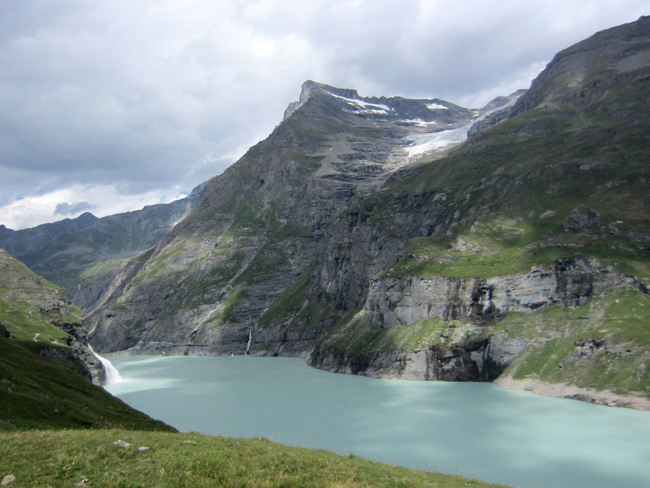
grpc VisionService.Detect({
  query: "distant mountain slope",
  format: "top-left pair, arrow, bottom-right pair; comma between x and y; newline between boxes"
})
0,212 -> 99,257
513,14 -> 650,114
88,16 -> 649,408
0,184 -> 204,299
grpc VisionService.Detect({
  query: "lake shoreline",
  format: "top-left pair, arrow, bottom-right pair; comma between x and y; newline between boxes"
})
97,346 -> 650,411
105,354 -> 650,488
493,375 -> 650,411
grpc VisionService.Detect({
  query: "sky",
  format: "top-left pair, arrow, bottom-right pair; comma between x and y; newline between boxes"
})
0,1 -> 647,230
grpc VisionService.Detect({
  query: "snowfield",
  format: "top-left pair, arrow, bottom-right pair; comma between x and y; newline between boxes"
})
404,125 -> 469,158
328,93 -> 391,115
405,93 -> 523,159
399,118 -> 439,127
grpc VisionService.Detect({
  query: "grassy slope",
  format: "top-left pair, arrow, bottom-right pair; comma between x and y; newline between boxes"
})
377,102 -> 650,282
0,249 -> 82,349
0,429 -> 507,488
0,336 -> 174,432
496,288 -> 650,395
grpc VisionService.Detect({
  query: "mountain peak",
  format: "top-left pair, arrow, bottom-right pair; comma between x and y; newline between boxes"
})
283,80 -> 361,119
282,80 -> 482,131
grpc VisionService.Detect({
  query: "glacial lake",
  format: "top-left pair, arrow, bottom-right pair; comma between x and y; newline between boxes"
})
104,355 -> 650,488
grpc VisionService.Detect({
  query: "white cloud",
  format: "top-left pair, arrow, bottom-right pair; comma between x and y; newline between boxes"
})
0,0 -> 648,229
0,184 -> 185,230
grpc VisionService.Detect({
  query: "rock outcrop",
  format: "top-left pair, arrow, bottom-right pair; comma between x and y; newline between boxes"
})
365,258 -> 640,328
309,258 -> 647,386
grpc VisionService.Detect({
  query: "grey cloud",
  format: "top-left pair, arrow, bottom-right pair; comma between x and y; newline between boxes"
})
55,201 -> 95,216
0,0 -> 648,228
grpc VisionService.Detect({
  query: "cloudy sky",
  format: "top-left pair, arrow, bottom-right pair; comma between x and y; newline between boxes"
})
0,0 -> 647,229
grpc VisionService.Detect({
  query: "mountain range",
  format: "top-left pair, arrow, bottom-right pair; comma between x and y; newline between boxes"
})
0,184 -> 204,298
3,15 -> 650,409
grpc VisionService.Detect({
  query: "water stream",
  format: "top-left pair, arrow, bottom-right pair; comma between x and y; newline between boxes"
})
245,328 -> 252,355
88,345 -> 124,385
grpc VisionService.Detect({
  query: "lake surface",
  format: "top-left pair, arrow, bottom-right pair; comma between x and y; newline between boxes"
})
105,355 -> 650,488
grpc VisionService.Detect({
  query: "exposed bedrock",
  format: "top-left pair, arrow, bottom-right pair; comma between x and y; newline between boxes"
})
365,258 -> 639,328
309,258 -> 643,381
309,332 -> 527,381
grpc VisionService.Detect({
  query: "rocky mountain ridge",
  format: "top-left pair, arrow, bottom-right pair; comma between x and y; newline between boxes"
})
284,79 -> 478,126
85,79 -> 518,356
0,212 -> 99,257
0,184 -> 204,298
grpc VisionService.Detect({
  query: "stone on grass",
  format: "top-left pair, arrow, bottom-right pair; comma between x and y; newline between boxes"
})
113,439 -> 132,449
1,475 -> 16,486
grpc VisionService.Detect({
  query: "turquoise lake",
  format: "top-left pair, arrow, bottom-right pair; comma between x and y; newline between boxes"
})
105,355 -> 650,488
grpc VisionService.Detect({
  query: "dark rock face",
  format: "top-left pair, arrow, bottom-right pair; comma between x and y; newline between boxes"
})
309,333 -> 523,382
308,257 -> 642,381
359,258 -> 637,331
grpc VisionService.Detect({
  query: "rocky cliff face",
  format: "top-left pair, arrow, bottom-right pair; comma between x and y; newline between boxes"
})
81,17 -> 650,408
365,258 -> 640,328
310,258 -> 646,379
86,81 -> 500,355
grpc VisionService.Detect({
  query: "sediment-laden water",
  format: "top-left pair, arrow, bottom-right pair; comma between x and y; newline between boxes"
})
105,355 -> 650,488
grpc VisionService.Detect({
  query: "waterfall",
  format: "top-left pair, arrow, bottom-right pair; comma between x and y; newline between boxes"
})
245,328 -> 252,355
88,344 -> 124,385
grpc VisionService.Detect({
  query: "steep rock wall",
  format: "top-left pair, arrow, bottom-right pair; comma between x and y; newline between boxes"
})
365,258 -> 638,328
309,332 -> 527,382
309,258 -> 645,382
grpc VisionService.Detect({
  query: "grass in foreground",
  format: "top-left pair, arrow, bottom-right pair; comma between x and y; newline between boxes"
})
0,429 -> 509,488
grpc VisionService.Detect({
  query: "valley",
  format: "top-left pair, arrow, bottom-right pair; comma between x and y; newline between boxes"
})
77,17 -> 650,408
2,10 -> 650,488
2,14 -> 650,488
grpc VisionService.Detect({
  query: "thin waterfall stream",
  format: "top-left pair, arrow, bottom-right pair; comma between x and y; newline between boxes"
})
245,328 -> 252,355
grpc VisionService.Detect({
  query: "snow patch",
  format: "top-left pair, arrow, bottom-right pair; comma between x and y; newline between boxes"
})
405,126 -> 469,158
426,102 -> 448,110
405,92 -> 524,159
329,93 -> 391,115
399,118 -> 438,127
